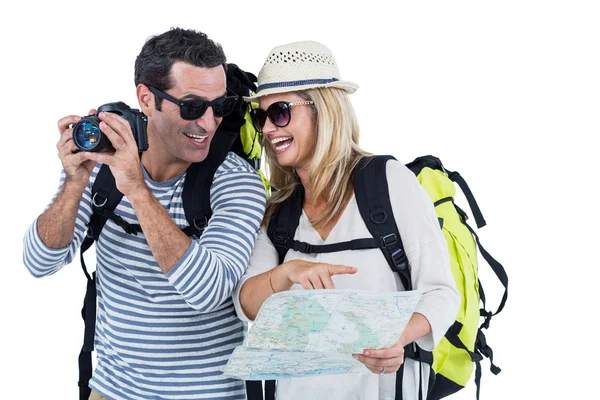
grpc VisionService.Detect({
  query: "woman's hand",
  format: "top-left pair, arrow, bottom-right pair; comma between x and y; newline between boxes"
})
274,259 -> 357,291
352,339 -> 406,375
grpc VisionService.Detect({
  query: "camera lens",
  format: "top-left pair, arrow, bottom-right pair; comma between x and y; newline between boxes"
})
72,116 -> 112,152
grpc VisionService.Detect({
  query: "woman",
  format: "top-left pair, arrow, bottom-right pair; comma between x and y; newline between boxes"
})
232,41 -> 460,400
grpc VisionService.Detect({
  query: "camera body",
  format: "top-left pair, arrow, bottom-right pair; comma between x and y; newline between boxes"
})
72,102 -> 149,153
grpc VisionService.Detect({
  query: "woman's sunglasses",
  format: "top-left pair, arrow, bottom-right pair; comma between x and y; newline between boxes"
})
147,85 -> 239,120
250,101 -> 314,133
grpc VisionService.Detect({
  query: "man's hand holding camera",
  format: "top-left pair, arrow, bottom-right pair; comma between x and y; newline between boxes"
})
57,109 -> 98,190
82,112 -> 147,200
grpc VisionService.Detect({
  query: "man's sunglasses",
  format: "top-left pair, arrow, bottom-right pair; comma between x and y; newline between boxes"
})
250,101 -> 314,133
147,85 -> 239,120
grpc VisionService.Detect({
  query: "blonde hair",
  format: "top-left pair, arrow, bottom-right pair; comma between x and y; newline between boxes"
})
263,87 -> 371,229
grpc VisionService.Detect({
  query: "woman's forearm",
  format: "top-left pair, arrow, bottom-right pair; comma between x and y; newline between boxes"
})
239,264 -> 293,320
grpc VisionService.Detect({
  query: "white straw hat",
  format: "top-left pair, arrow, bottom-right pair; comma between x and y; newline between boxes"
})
244,41 -> 359,102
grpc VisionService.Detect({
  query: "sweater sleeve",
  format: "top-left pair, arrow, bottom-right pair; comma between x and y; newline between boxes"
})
386,160 -> 460,351
22,165 -> 99,278
166,160 -> 267,313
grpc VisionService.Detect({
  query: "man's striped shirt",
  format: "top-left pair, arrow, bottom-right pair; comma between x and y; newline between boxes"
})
23,152 -> 266,399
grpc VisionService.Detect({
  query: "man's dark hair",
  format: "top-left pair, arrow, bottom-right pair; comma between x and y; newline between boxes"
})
134,27 -> 227,110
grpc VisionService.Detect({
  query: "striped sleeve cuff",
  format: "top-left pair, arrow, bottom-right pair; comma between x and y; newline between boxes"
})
165,242 -> 223,312
23,218 -> 71,277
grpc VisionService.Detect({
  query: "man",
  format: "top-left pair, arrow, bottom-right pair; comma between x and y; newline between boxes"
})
22,28 -> 266,399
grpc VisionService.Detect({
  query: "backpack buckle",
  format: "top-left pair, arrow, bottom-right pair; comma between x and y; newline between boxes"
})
296,242 -> 312,254
123,223 -> 139,235
193,217 -> 208,233
391,248 -> 408,270
273,227 -> 289,248
381,233 -> 397,248
249,158 -> 261,170
480,309 -> 493,329
455,204 -> 468,222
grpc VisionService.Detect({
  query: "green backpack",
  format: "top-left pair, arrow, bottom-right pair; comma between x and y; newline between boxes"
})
405,155 -> 508,399
265,155 -> 508,400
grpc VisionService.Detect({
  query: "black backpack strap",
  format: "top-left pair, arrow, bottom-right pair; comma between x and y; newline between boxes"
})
78,236 -> 96,400
465,220 -> 508,323
267,184 -> 304,265
353,155 -> 412,291
286,237 -> 381,254
265,380 -> 276,400
78,164 -> 126,399
245,381 -> 264,400
88,164 -> 142,236
181,129 -> 239,237
353,156 -> 423,400
87,164 -> 127,240
452,202 -> 508,328
396,344 -> 429,400
447,170 -> 486,229
181,162 -> 214,237
260,185 -> 305,400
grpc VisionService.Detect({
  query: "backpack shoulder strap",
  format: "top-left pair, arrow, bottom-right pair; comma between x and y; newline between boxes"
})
267,184 -> 304,264
182,129 -> 238,237
78,163 -> 124,399
353,155 -> 412,291
181,162 -> 214,237
354,156 -> 429,400
87,164 -> 126,241
262,185 -> 304,400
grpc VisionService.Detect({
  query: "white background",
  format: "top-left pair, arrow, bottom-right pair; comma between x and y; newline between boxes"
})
1,1 -> 598,399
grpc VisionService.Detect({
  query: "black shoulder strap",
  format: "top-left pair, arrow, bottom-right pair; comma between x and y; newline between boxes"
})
267,181 -> 381,257
182,129 -> 238,236
181,162 -> 214,237
267,184 -> 304,265
78,163 -> 124,399
353,155 -> 412,291
448,170 -> 486,229
353,156 -> 426,400
261,185 -> 304,400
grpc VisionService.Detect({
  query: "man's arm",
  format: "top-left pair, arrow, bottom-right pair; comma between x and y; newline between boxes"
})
23,114 -> 98,278
121,165 -> 266,312
37,181 -> 87,249
23,168 -> 97,278
86,145 -> 267,313
165,166 -> 266,312
127,187 -> 191,274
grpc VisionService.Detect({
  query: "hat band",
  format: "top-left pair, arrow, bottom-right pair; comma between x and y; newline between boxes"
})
257,78 -> 339,92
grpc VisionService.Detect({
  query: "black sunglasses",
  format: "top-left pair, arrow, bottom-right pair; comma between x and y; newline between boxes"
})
250,101 -> 314,133
147,85 -> 239,120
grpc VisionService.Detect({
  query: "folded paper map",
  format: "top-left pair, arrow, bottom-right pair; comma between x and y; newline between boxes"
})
223,289 -> 422,380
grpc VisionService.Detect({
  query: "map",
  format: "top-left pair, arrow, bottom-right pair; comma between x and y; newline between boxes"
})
222,289 -> 421,380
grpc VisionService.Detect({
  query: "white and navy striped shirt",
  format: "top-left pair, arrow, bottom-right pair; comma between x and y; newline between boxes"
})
23,152 -> 266,400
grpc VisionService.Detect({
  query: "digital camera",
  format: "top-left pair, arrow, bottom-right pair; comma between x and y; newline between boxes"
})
72,102 -> 149,153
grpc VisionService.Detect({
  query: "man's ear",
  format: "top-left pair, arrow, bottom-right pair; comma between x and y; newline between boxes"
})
137,84 -> 154,117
